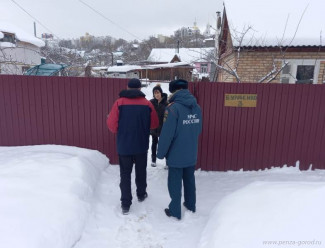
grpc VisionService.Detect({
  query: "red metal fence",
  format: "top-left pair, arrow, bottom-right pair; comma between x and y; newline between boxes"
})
193,82 -> 325,171
0,75 -> 324,171
0,75 -> 126,164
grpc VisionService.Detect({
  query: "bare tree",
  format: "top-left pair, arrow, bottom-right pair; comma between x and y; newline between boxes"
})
213,5 -> 320,84
0,45 -> 41,74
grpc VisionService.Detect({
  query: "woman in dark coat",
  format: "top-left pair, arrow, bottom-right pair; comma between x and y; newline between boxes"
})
150,84 -> 168,167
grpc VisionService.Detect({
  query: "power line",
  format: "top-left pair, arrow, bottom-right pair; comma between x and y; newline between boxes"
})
9,0 -> 60,39
78,0 -> 142,41
77,0 -> 186,63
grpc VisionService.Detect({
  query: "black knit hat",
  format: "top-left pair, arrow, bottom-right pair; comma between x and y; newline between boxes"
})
169,79 -> 188,93
128,78 -> 141,88
152,84 -> 163,95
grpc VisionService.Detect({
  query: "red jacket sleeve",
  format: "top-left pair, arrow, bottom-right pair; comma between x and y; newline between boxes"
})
107,100 -> 119,133
149,101 -> 159,129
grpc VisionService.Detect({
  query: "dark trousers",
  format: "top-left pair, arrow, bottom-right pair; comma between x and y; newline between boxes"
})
151,135 -> 159,163
168,166 -> 196,219
119,153 -> 147,208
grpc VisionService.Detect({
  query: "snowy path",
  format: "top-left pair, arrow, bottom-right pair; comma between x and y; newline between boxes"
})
74,160 -> 325,248
74,83 -> 325,248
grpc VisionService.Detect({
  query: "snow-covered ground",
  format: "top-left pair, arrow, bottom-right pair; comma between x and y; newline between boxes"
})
1,82 -> 325,248
74,161 -> 325,248
0,145 -> 108,248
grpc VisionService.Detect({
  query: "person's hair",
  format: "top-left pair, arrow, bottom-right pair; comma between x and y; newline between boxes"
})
152,84 -> 163,96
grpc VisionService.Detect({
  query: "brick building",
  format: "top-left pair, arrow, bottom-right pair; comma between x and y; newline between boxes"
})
216,0 -> 325,84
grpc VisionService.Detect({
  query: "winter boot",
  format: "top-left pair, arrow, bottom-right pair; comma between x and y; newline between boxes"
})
138,192 -> 148,202
164,208 -> 181,220
183,202 -> 196,213
121,206 -> 130,215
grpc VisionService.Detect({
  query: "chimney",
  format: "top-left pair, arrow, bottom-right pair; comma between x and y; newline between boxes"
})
214,11 -> 222,82
34,22 -> 37,37
215,11 -> 221,60
217,11 -> 221,30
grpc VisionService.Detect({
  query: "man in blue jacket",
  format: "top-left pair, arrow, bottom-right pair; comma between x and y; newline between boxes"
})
157,79 -> 202,220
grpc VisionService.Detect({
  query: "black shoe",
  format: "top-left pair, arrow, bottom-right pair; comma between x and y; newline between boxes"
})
164,208 -> 171,217
183,202 -> 196,213
138,192 -> 148,202
122,206 -> 130,215
151,162 -> 156,167
164,208 -> 181,220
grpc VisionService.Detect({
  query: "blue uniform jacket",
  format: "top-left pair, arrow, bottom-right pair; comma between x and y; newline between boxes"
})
157,89 -> 202,168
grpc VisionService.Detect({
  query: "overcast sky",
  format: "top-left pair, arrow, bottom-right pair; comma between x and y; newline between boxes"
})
1,0 -> 324,42
0,0 -> 223,41
225,0 -> 325,42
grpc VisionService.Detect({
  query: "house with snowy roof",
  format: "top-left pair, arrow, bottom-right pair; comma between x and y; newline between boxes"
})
106,62 -> 194,82
216,0 -> 325,84
141,62 -> 194,82
0,22 -> 45,75
147,47 -> 215,81
107,65 -> 142,79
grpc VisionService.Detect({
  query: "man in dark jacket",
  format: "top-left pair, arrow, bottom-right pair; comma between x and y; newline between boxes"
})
150,84 -> 168,167
157,79 -> 202,220
107,78 -> 159,215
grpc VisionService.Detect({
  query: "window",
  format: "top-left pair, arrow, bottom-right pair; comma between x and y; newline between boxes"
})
22,66 -> 30,74
280,59 -> 321,84
0,32 -> 16,44
296,65 -> 314,84
200,64 -> 208,73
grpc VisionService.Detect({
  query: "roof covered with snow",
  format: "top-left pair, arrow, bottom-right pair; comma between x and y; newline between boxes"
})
144,61 -> 193,69
224,0 -> 325,47
0,21 -> 45,47
107,65 -> 142,73
148,48 -> 214,64
92,66 -> 108,71
232,37 -> 324,48
107,62 -> 193,73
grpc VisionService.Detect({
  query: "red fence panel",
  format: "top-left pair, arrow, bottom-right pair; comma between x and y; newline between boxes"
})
0,75 -> 127,165
1,76 -> 325,171
192,82 -> 325,171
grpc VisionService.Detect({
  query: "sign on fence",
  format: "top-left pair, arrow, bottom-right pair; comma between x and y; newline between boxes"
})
224,94 -> 257,107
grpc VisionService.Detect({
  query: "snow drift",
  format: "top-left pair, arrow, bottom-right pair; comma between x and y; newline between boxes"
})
199,181 -> 325,248
0,145 -> 108,248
